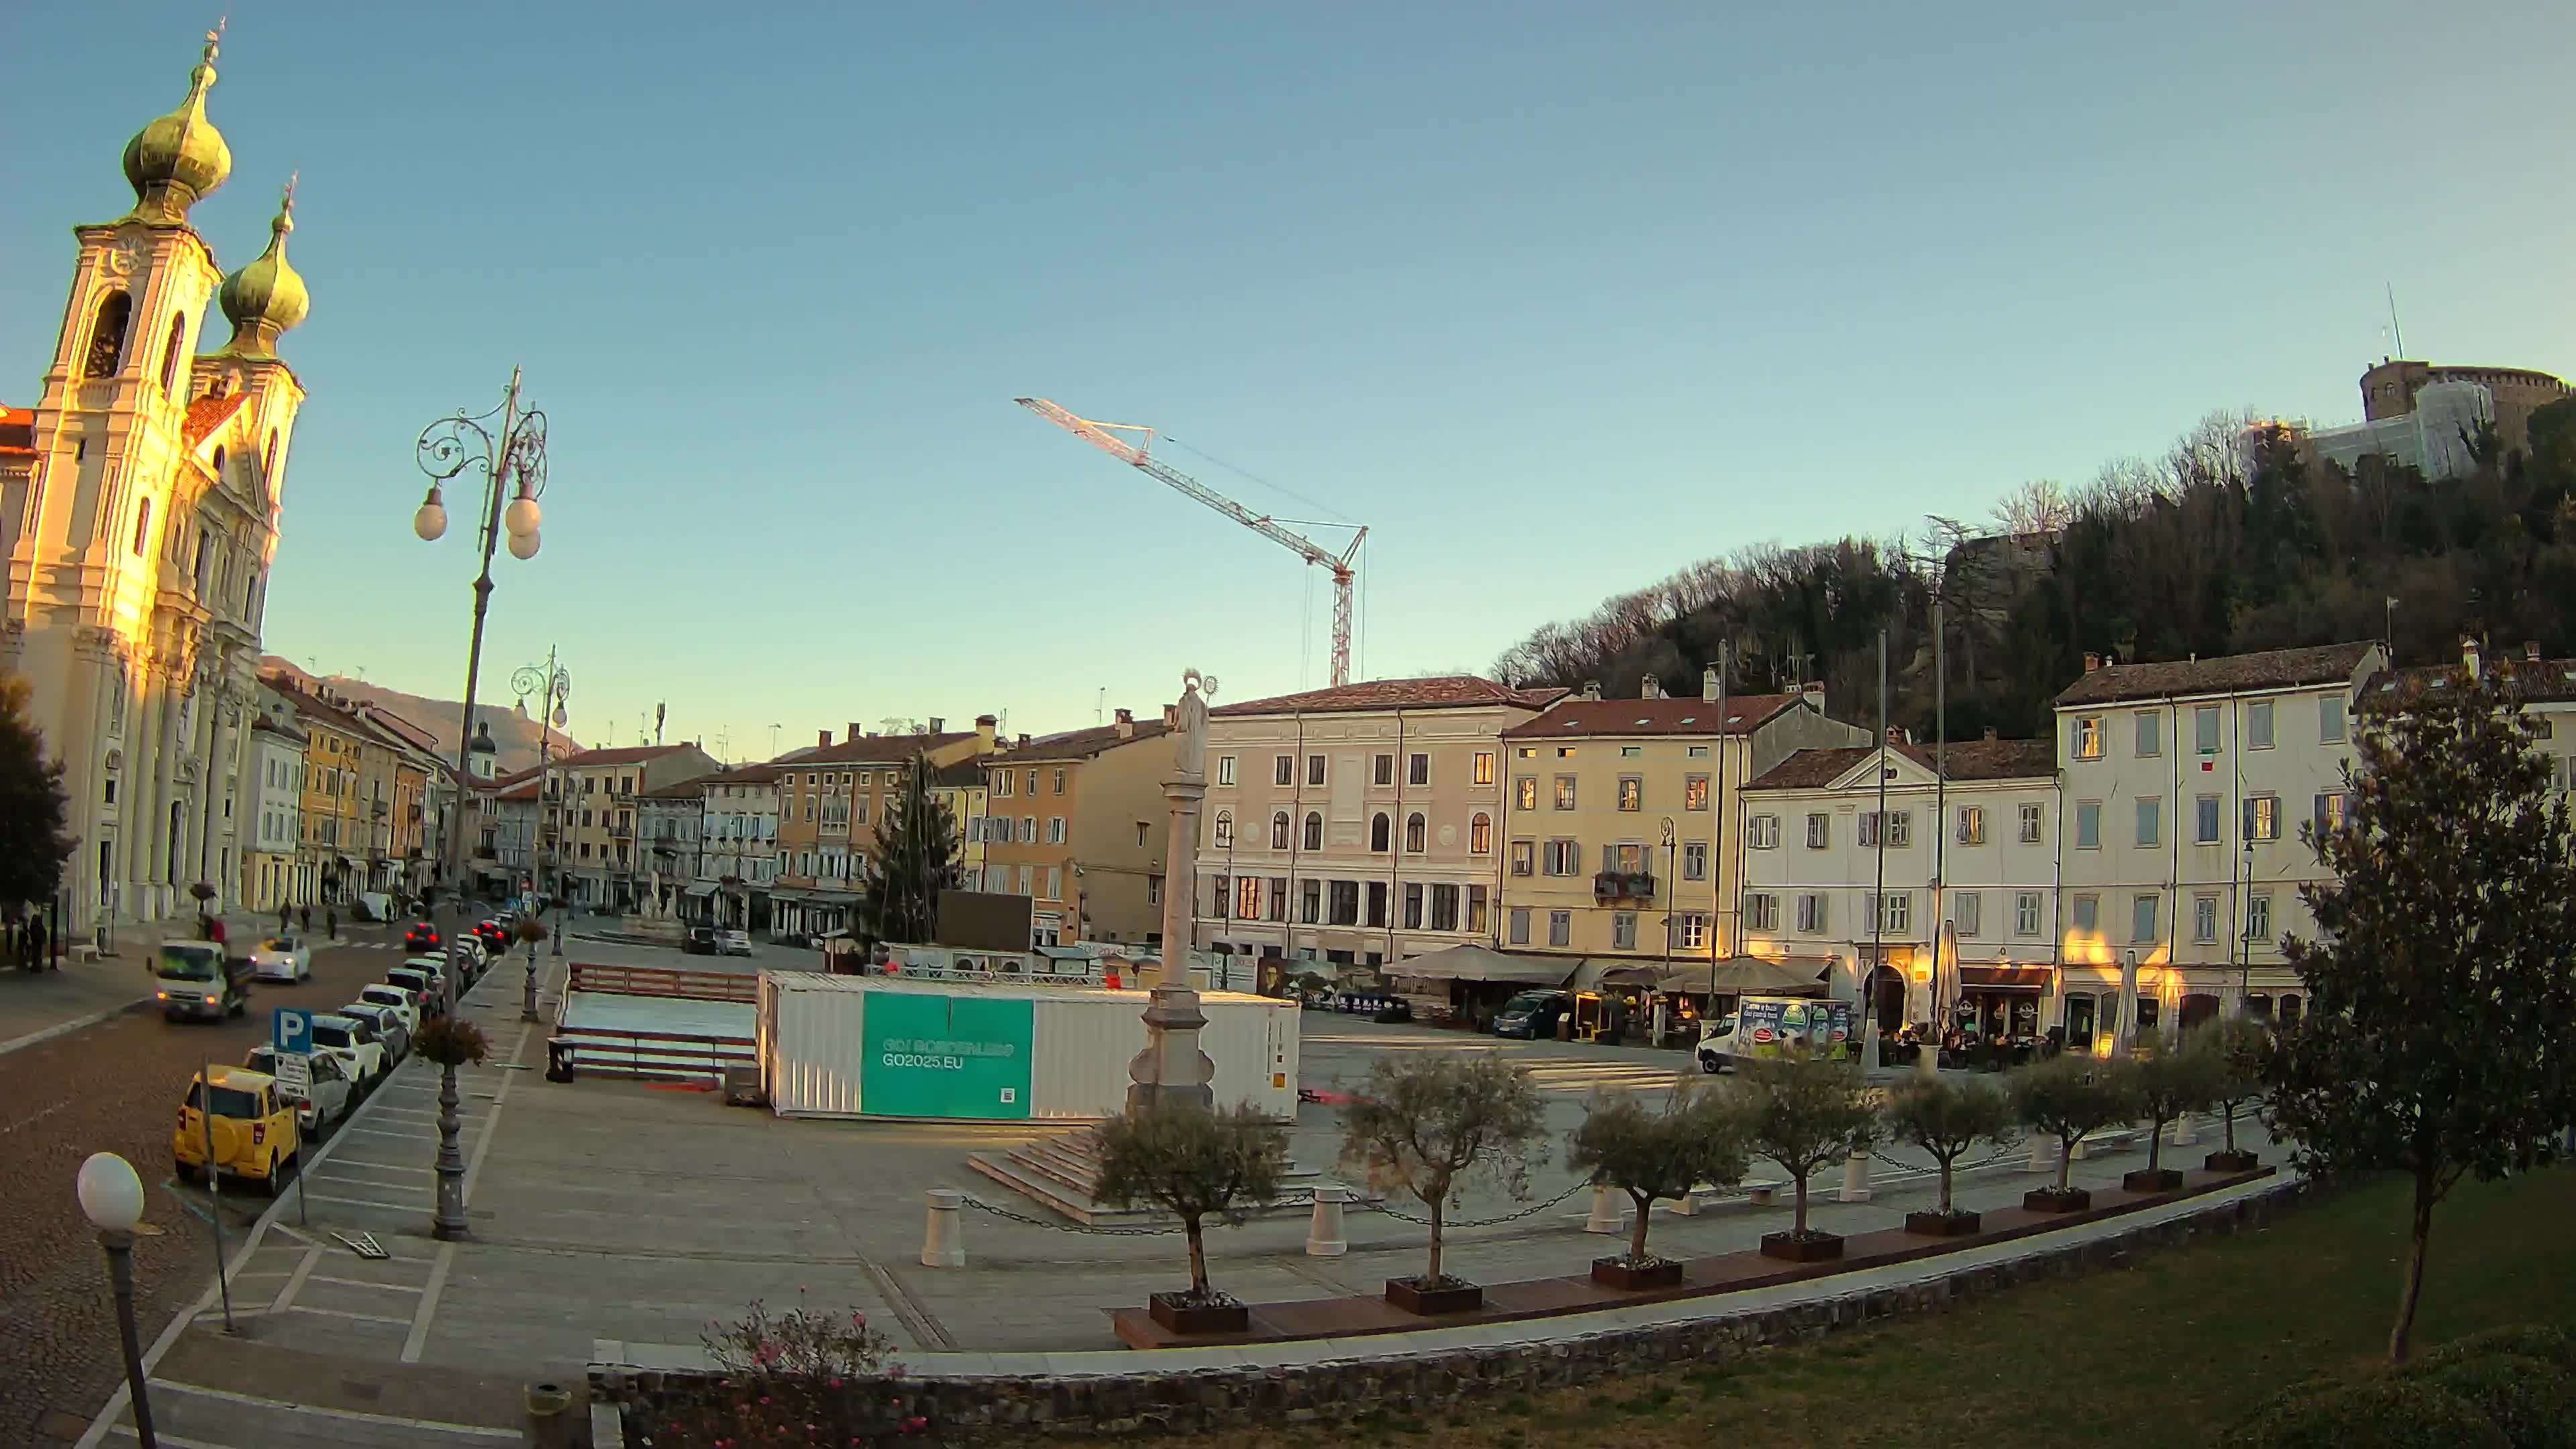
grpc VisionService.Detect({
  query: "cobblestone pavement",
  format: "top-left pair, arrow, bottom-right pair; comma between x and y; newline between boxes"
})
0,919 -> 449,1445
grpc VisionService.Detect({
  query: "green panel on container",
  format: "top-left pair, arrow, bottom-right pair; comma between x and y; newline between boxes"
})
859,993 -> 1034,1119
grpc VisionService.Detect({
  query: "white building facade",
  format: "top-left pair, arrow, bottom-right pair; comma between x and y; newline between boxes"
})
693,763 -> 780,930
241,713 -> 304,912
1,36 -> 309,934
1188,677 -> 1560,967
2052,641 -> 2386,1040
1739,736 -> 2063,1041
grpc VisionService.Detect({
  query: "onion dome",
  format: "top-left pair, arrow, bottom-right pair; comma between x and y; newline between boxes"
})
216,182 -> 309,360
122,29 -> 231,224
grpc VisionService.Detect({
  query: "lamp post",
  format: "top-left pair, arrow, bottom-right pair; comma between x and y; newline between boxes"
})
413,370 -> 549,919
76,1152 -> 158,1449
511,651 -> 570,926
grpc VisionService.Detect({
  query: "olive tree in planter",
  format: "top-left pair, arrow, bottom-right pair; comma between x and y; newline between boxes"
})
1093,1103 -> 1290,1334
1338,1054 -> 1546,1314
2009,1053 -> 2141,1212
1566,1081 -> 1751,1288
1886,1075 -> 2017,1236
414,1015 -> 490,1240
2200,1017 -> 2273,1173
1735,1053 -> 1880,1262
189,881 -> 218,938
2123,1032 -> 2220,1192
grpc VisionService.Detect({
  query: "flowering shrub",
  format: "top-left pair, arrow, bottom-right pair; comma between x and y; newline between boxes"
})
637,1289 -> 926,1447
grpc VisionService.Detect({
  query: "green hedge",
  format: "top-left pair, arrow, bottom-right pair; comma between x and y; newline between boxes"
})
2407,1354 -> 2571,1449
2216,1377 -> 2508,1449
2416,1324 -> 2576,1376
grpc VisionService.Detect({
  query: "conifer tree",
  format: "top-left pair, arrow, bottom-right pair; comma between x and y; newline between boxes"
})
856,755 -> 960,944
0,675 -> 75,910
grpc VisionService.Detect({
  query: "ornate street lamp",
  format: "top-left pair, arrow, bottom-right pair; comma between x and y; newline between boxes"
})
77,1152 -> 159,1448
513,651 -> 571,959
413,370 -> 548,914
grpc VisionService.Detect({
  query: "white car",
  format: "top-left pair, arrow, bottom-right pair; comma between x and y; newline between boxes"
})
247,934 -> 312,983
246,1044 -> 354,1135
306,1013 -> 390,1090
338,1002 -> 411,1064
352,983 -> 420,1038
720,930 -> 753,957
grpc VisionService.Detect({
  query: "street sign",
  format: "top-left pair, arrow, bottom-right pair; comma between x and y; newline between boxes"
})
273,1053 -> 311,1095
272,1007 -> 313,1055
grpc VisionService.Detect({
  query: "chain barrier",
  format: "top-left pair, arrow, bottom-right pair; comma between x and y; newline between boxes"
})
1360,1177 -> 1592,1229
953,1195 -> 1191,1236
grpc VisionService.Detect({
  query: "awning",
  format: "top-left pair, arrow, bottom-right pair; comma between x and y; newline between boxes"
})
682,882 -> 716,898
1696,955 -> 1835,997
1387,945 -> 1577,987
1959,965 -> 2055,991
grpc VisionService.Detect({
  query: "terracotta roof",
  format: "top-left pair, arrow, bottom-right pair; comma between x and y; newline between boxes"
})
643,777 -> 713,800
557,743 -> 702,768
993,719 -> 1170,763
1213,676 -> 1564,718
712,763 -> 782,784
0,405 -> 32,457
181,392 -> 247,450
778,732 -> 975,767
494,777 -> 542,803
2364,657 -> 2576,709
2053,642 -> 2379,707
1745,737 -> 2057,792
1501,694 -> 1803,739
930,760 -> 986,788
248,714 -> 307,743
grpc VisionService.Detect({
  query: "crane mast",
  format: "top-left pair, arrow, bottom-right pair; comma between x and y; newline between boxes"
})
1016,397 -> 1364,687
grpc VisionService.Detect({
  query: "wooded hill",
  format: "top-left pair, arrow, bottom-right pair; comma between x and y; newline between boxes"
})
1489,398 -> 2576,743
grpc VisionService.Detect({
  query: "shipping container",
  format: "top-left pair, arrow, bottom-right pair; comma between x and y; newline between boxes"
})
755,971 -> 1298,1122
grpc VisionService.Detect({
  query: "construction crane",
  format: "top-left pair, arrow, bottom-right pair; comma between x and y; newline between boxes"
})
1016,397 -> 1366,687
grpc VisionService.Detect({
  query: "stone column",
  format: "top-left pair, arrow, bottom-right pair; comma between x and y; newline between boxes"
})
1128,669 -> 1218,1114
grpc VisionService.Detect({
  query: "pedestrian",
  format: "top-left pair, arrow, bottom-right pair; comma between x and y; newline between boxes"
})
326,907 -> 337,941
300,903 -> 311,933
25,912 -> 46,971
279,900 -> 290,933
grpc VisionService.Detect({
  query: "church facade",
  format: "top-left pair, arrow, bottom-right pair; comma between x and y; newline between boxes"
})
0,30 -> 311,936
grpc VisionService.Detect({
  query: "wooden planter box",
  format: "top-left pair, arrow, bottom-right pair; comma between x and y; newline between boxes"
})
1384,1278 -> 1483,1316
1903,1209 -> 1982,1237
2023,1187 -> 2092,1214
1591,1256 -> 1684,1290
2204,1150 -> 2260,1174
1758,1230 -> 1845,1263
2122,1168 -> 2185,1193
1146,1292 -> 1248,1335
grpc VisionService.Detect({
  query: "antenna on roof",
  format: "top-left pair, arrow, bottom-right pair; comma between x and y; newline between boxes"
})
2386,283 -> 2406,359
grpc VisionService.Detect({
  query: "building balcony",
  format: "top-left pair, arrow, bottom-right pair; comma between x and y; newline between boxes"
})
607,824 -> 633,840
1593,870 -> 1657,903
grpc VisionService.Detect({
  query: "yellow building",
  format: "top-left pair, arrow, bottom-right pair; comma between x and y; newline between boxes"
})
980,710 -> 1173,947
930,759 -> 989,892
1495,672 -> 1866,971
547,743 -> 720,912
771,717 -> 997,938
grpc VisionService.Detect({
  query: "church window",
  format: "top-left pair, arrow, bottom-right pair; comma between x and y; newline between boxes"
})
83,290 -> 132,380
211,445 -> 225,480
131,498 -> 152,557
158,313 -> 186,394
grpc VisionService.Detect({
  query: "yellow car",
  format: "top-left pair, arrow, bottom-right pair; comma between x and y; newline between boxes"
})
174,1065 -> 301,1195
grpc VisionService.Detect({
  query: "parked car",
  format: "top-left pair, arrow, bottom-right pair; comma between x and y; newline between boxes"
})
684,926 -> 716,956
338,1001 -> 412,1064
402,921 -> 442,953
352,982 -> 420,1039
473,919 -> 511,955
307,1012 -> 390,1089
244,1044 -> 354,1137
174,1065 -> 300,1194
1491,989 -> 1572,1040
154,941 -> 252,1022
246,934 -> 312,983
385,965 -> 445,1019
719,929 -> 753,957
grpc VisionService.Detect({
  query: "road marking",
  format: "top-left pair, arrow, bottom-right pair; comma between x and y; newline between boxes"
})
282,1303 -> 414,1326
402,1242 -> 455,1362
339,1125 -> 427,1139
313,1159 -> 437,1176
144,1381 -> 521,1438
107,1427 -> 245,1448
301,1192 -> 430,1214
268,1246 -> 321,1314
1,1099 -> 72,1134
311,1273 -> 424,1293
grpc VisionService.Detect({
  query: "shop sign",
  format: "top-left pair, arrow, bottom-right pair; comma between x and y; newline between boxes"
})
860,992 -> 1034,1120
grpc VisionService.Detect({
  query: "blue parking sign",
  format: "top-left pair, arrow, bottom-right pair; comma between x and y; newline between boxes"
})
272,1006 -> 313,1055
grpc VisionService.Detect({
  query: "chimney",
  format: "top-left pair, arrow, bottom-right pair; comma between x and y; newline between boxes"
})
975,714 -> 998,749
1582,680 -> 1602,702
1801,680 -> 1824,712
1114,707 -> 1135,740
2526,641 -> 2542,663
1701,665 -> 1721,702
1983,727 -> 1998,742
818,729 -> 833,749
1017,733 -> 1031,748
1640,674 -> 1662,700
2083,652 -> 2101,674
848,721 -> 864,743
928,716 -> 946,734
2461,635 -> 2480,674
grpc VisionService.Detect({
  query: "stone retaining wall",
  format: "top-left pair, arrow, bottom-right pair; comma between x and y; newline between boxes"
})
594,1179 -> 2310,1442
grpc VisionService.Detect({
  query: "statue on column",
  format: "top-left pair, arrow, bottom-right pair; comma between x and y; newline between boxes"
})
1129,668 -> 1218,1112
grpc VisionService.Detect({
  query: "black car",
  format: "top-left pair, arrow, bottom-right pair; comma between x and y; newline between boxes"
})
1492,989 -> 1571,1040
684,926 -> 716,956
402,921 -> 441,953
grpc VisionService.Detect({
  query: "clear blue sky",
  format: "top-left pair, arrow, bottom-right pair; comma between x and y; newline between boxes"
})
6,3 -> 2570,761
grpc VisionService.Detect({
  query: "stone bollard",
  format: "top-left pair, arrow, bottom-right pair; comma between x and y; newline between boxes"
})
2027,1132 -> 2057,1174
1837,1146 -> 1872,1203
1916,1043 -> 1940,1082
1305,1185 -> 1350,1256
524,1382 -> 573,1449
2169,1112 -> 2197,1147
921,1188 -> 967,1268
1584,1184 -> 1626,1235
